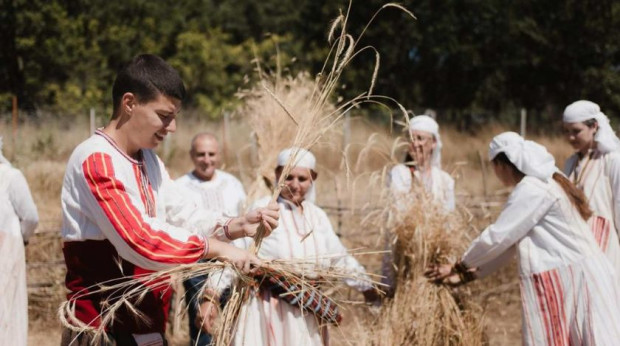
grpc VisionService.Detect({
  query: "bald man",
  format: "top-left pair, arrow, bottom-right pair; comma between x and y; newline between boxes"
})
175,132 -> 246,345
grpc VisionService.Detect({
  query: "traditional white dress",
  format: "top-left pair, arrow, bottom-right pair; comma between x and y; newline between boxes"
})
564,150 -> 620,284
176,169 -> 246,217
0,164 -> 39,346
388,164 -> 455,211
462,176 -> 620,345
208,196 -> 372,346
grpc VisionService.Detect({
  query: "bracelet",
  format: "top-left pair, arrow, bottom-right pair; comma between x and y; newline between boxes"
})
204,237 -> 210,257
453,261 -> 475,284
223,218 -> 233,240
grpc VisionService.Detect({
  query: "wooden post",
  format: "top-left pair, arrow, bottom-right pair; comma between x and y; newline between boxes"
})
89,108 -> 96,135
520,108 -> 527,138
478,150 -> 488,198
11,95 -> 18,159
343,110 -> 351,152
222,111 -> 230,163
250,132 -> 258,167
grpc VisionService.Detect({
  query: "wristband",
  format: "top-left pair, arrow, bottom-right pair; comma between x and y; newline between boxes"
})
223,218 -> 233,240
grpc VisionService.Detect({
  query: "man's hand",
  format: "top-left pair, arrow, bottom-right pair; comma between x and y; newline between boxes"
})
196,300 -> 219,334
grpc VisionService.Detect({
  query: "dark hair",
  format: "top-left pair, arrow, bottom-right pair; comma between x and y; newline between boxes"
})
583,118 -> 597,128
111,54 -> 186,118
492,152 -> 592,221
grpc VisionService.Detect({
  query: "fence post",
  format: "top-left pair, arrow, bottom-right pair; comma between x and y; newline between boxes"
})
222,111 -> 230,163
520,108 -> 527,138
11,95 -> 18,160
343,110 -> 351,152
90,108 -> 96,135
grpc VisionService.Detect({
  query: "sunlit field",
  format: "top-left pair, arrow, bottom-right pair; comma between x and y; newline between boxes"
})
1,112 -> 574,345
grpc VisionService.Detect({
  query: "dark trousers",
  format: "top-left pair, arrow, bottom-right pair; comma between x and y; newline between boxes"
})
183,274 -> 213,346
60,328 -> 167,346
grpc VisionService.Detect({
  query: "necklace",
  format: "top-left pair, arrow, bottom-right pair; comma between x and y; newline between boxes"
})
571,150 -> 595,189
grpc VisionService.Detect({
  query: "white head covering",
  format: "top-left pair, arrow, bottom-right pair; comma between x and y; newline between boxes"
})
488,131 -> 557,181
563,100 -> 620,153
0,136 -> 10,166
276,147 -> 317,202
409,115 -> 442,168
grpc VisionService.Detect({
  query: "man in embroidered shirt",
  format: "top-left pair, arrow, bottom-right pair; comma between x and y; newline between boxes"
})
176,132 -> 247,345
60,54 -> 278,346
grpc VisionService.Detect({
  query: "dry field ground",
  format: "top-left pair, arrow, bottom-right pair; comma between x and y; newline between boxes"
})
0,114 -> 573,345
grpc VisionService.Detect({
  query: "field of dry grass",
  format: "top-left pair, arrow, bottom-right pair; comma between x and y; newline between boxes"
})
0,113 -> 574,345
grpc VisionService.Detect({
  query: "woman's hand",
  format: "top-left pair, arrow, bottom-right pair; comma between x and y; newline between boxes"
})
243,202 -> 280,238
424,263 -> 454,282
424,263 -> 473,287
362,287 -> 381,303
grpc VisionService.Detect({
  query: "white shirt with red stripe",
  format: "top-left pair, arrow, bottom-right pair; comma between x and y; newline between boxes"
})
462,176 -> 620,345
564,149 -> 620,284
61,130 -> 229,271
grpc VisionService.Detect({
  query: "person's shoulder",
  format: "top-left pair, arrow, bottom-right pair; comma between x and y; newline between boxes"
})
390,163 -> 408,175
604,150 -> 620,164
217,169 -> 242,183
512,176 -> 555,200
174,172 -> 193,184
1,164 -> 23,181
435,167 -> 454,184
305,200 -> 329,217
67,135 -> 110,166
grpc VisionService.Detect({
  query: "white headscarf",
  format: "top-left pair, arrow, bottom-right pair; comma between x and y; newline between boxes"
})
563,100 -> 620,153
276,147 -> 317,203
0,136 -> 10,166
409,115 -> 442,168
488,132 -> 557,181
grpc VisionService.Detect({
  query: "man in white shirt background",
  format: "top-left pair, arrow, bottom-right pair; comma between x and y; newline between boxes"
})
176,132 -> 246,345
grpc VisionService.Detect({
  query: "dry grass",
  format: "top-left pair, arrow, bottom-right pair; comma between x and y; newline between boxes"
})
0,111 -> 573,345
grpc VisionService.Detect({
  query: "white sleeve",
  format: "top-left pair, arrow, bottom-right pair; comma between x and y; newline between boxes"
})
318,208 -> 373,291
444,174 -> 455,211
205,238 -> 251,294
474,245 -> 516,279
233,178 -> 247,215
461,179 -> 553,269
606,154 -> 620,235
388,165 -> 411,193
8,170 -> 39,241
79,152 -> 208,271
160,162 -> 230,242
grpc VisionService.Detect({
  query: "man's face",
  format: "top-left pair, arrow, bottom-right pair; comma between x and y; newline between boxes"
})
191,137 -> 220,181
126,93 -> 180,151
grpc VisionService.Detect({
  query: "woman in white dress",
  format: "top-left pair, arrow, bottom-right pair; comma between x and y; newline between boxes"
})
562,100 -> 620,281
426,132 -> 620,345
383,115 -> 455,294
389,115 -> 455,211
200,148 -> 378,346
0,137 -> 39,346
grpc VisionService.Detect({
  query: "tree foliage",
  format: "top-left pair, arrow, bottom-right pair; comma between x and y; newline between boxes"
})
1,0 -> 619,124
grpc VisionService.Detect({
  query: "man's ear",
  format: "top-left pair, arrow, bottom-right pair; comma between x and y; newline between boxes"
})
121,92 -> 137,115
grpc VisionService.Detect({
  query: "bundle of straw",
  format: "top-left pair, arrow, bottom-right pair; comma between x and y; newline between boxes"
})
355,182 -> 486,345
211,3 -> 416,343
58,2 -> 416,344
